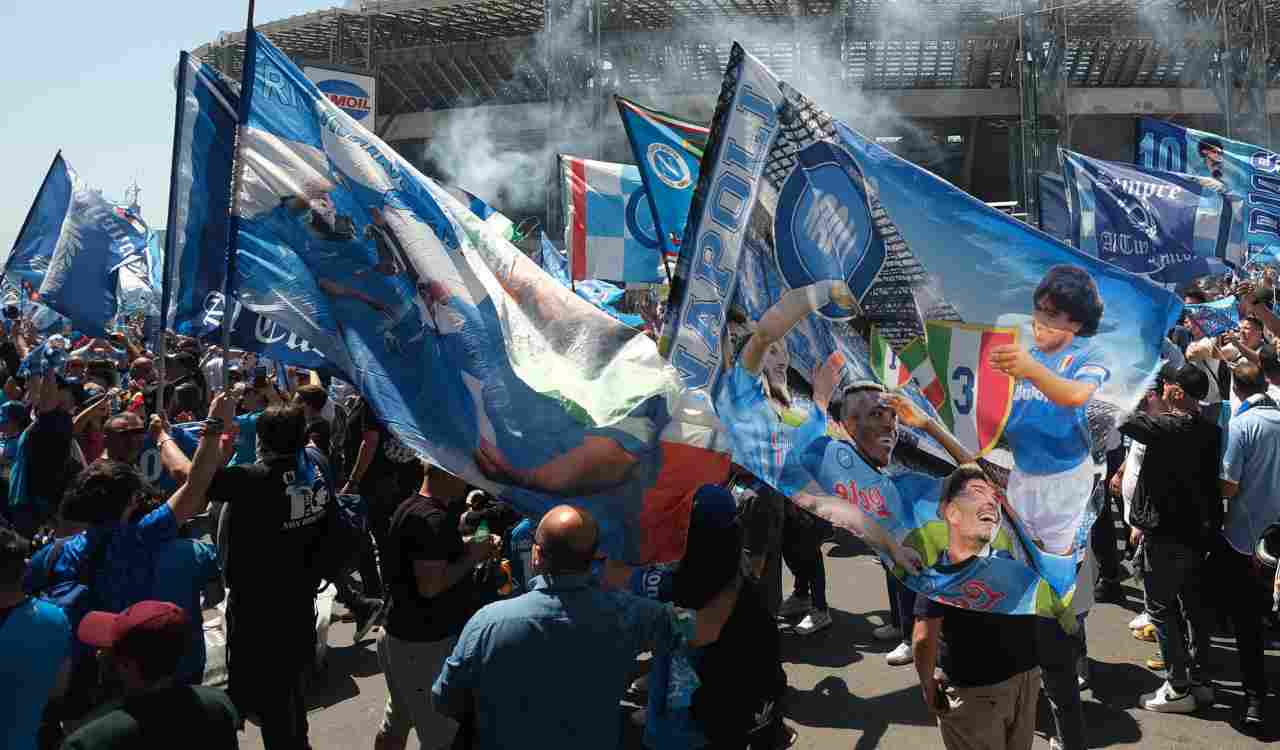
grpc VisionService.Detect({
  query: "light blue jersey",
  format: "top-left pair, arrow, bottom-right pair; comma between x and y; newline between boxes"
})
716,362 -> 823,490
794,436 -> 902,532
1004,340 -> 1108,476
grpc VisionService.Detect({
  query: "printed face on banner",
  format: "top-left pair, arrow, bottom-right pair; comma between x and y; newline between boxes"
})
670,45 -> 1179,617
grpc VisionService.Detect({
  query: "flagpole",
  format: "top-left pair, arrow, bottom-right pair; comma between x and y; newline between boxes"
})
3,151 -> 64,287
222,0 -> 256,390
156,53 -> 191,417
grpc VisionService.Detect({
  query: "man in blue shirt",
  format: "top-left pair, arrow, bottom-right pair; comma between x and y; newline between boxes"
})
432,504 -> 741,750
1217,363 -> 1280,727
988,265 -> 1108,555
1,524 -> 70,750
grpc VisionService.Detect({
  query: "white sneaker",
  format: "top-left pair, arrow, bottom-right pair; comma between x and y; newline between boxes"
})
1189,681 -> 1214,706
1129,612 -> 1151,630
794,609 -> 832,636
886,642 -> 913,666
1049,738 -> 1064,750
778,594 -> 812,619
1141,681 -> 1196,713
872,624 -> 903,642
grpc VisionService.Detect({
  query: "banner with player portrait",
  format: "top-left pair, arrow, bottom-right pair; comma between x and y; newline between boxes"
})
1134,118 -> 1261,266
664,45 -> 1182,618
222,31 -> 732,564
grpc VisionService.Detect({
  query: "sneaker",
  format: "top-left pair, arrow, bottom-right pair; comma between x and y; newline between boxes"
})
1049,738 -> 1064,750
1141,681 -> 1196,713
778,594 -> 812,619
1128,612 -> 1151,630
1133,623 -> 1157,642
1244,694 -> 1265,727
793,609 -> 832,636
1146,655 -> 1167,671
1189,681 -> 1214,707
352,598 -> 387,644
886,642 -> 913,666
872,624 -> 903,642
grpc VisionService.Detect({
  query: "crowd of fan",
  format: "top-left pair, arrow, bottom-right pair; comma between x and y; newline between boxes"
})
1,274 -> 1280,750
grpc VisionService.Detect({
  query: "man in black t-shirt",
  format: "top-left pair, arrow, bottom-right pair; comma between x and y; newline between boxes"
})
913,465 -> 1039,750
209,403 -> 330,750
373,462 -> 498,750
64,601 -> 239,750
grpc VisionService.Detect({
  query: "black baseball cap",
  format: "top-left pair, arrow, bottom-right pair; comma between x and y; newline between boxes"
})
1161,363 -> 1210,401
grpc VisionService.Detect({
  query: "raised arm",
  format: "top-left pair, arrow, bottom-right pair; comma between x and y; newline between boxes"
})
740,282 -> 853,375
165,392 -> 235,525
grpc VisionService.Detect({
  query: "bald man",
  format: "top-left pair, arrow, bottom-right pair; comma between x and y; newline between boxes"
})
432,504 -> 739,750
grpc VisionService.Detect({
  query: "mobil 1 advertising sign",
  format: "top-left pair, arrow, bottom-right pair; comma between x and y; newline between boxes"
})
304,67 -> 376,131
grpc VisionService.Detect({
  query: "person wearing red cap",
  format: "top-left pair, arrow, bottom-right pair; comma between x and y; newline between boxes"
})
60,601 -> 239,749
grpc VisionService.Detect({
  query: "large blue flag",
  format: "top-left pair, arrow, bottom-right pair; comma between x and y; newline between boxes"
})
1061,149 -> 1231,285
164,52 -> 331,372
664,45 -> 1181,618
617,97 -> 706,262
6,153 -> 146,333
1134,118 -> 1256,267
226,30 -> 732,563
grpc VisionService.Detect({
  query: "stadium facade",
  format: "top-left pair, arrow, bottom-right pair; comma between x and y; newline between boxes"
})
196,0 -> 1280,236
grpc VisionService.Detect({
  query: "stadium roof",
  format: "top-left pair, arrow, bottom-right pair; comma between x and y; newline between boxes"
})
194,0 -> 1280,117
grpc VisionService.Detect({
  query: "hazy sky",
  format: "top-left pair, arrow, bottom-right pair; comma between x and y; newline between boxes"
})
0,0 -> 336,253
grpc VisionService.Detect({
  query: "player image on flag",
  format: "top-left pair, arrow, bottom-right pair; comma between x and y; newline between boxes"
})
991,265 -> 1109,554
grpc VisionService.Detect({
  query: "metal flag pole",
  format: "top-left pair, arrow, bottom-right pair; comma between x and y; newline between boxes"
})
156,53 -> 192,417
221,0 -> 257,390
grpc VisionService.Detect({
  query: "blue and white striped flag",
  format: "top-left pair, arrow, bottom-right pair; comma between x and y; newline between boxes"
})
560,155 -> 664,283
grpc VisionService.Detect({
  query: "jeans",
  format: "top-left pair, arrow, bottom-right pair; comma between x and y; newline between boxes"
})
1038,615 -> 1086,750
1142,536 -> 1210,687
1209,538 -> 1270,697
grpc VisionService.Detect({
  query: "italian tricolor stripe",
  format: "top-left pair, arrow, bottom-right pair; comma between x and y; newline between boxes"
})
924,321 -> 1018,456
899,336 -> 944,409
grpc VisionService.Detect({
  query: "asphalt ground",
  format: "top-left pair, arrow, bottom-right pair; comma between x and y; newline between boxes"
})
230,534 -> 1279,750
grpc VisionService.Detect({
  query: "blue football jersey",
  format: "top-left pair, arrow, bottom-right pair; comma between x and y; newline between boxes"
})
1003,340 -> 1108,475
717,363 -> 824,489
793,436 -> 901,529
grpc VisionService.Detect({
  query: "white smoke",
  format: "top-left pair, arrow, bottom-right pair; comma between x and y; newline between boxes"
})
417,4 -> 980,218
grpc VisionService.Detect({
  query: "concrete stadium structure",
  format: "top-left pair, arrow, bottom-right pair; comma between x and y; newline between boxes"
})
197,0 -> 1280,233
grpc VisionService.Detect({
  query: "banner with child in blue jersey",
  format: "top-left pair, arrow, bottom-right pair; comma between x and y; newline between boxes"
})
222,31 -> 732,564
663,44 -> 1181,618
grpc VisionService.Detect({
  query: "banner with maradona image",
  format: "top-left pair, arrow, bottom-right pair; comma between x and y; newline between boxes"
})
1134,118 -> 1263,266
225,30 -> 731,564
664,44 -> 1181,617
